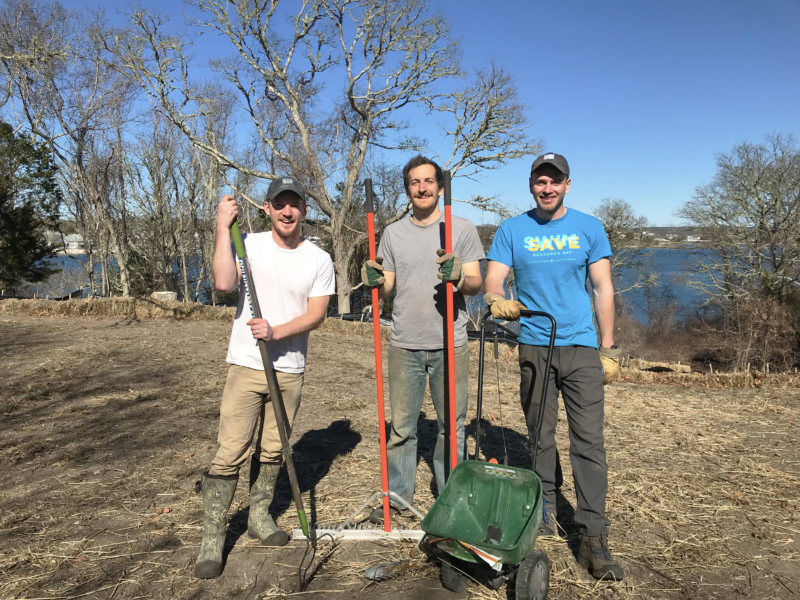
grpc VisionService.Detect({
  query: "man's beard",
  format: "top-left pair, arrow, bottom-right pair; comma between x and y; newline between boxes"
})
536,194 -> 564,217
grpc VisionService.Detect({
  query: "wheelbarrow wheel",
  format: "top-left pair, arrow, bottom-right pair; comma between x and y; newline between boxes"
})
440,561 -> 469,593
515,549 -> 549,600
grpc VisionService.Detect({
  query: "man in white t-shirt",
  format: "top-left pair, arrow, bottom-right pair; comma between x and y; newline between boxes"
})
195,177 -> 335,579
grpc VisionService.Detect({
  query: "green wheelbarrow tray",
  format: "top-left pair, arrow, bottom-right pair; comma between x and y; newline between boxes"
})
421,459 -> 544,567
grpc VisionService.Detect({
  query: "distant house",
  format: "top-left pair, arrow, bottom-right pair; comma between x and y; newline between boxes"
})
64,234 -> 86,254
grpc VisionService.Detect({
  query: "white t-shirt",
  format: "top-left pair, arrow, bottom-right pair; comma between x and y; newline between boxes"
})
226,232 -> 335,373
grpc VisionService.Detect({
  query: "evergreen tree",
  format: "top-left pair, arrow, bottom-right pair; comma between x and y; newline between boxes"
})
0,122 -> 62,294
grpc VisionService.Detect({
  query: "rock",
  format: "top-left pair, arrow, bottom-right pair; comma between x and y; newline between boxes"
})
151,291 -> 178,302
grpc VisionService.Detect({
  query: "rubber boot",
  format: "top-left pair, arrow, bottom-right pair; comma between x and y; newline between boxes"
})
195,472 -> 238,579
248,458 -> 289,546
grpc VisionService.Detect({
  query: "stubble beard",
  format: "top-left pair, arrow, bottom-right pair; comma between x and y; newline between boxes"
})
273,218 -> 302,242
535,194 -> 564,219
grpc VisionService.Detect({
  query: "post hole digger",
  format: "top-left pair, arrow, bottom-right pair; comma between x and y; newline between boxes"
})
419,309 -> 556,600
442,170 -> 459,481
295,165 -> 481,582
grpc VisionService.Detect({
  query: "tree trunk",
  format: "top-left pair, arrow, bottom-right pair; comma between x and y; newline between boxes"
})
330,217 -> 358,315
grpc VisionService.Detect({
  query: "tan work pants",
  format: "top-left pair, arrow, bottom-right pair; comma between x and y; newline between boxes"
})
209,365 -> 303,476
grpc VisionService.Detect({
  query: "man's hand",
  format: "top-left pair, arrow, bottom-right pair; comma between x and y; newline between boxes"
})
436,249 -> 464,290
217,194 -> 239,230
484,292 -> 527,321
361,257 -> 385,287
247,318 -> 274,341
599,346 -> 621,384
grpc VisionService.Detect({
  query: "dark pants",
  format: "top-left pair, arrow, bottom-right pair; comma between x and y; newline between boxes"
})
519,344 -> 610,536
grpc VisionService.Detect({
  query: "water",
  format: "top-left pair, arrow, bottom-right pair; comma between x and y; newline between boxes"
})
17,254 -> 98,299
25,248 -> 716,325
465,247 -> 717,327
615,247 -> 717,324
20,253 -> 210,302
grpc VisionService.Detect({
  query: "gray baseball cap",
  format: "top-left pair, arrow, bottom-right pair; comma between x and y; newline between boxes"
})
530,153 -> 570,177
267,176 -> 306,203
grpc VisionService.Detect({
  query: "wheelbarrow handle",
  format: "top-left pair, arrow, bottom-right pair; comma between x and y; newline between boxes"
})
474,310 -> 557,472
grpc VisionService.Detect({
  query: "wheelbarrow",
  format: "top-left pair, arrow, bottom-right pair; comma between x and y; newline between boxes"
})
419,310 -> 556,599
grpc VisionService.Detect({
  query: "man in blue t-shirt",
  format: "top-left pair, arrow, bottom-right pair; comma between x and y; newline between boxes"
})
484,152 -> 624,581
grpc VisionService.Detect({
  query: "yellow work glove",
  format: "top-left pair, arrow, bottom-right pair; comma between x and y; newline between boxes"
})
599,346 -> 621,384
483,292 -> 527,321
361,257 -> 385,287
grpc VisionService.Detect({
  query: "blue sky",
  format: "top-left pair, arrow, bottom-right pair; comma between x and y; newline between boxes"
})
60,0 -> 800,227
438,0 -> 800,226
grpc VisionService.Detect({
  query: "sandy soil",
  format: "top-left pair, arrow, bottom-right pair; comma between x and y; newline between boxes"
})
1,306 -> 798,599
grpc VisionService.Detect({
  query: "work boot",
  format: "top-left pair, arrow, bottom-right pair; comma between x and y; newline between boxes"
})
195,472 -> 238,579
248,458 -> 289,546
538,499 -> 558,537
578,533 -> 625,580
368,504 -> 407,525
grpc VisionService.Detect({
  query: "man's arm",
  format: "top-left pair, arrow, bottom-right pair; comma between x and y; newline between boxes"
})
251,295 -> 331,342
482,260 -> 527,320
588,258 -> 615,348
212,195 -> 241,293
274,295 -> 330,340
377,271 -> 395,300
458,260 -> 483,296
484,260 -> 511,297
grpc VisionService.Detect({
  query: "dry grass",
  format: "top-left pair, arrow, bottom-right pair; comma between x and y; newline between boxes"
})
0,300 -> 798,599
0,296 -> 235,320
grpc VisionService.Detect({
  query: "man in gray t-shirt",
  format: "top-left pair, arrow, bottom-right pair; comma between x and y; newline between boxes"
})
361,155 -> 484,521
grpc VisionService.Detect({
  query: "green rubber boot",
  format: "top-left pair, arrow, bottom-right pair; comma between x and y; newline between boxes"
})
194,472 -> 237,579
248,458 -> 289,546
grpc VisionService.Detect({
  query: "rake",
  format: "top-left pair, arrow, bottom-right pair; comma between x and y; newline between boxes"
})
292,178 -> 424,542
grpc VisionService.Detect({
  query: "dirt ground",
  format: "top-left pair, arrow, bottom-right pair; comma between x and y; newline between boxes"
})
1,302 -> 798,599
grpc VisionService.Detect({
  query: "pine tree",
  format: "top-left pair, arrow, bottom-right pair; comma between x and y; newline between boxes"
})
0,122 -> 62,294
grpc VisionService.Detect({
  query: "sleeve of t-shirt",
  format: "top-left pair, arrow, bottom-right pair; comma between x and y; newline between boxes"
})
587,216 -> 613,264
377,227 -> 395,272
310,250 -> 336,297
486,220 -> 513,267
456,220 -> 486,263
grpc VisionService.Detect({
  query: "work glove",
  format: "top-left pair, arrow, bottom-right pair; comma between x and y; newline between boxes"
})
599,346 -> 622,384
435,249 -> 464,290
484,292 -> 527,321
360,257 -> 385,287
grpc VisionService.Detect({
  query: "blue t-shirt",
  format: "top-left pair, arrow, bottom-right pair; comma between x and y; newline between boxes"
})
487,208 -> 611,347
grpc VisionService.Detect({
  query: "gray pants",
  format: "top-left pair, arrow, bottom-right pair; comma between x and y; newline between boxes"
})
386,344 -> 469,505
519,344 -> 610,536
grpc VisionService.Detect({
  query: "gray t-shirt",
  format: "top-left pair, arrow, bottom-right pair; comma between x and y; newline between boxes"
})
378,214 -> 485,349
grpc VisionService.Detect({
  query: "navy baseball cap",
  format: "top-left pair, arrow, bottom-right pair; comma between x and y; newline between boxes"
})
267,177 -> 306,203
530,153 -> 570,177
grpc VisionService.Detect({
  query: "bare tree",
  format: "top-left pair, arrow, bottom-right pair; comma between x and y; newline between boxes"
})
593,197 -> 655,295
126,112 -> 185,295
679,134 -> 800,370
1,0 -> 138,296
109,0 -> 539,312
680,134 -> 800,303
